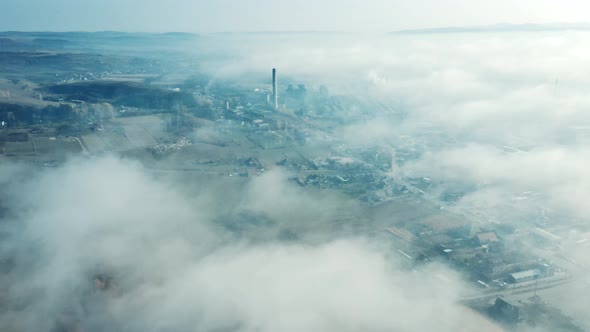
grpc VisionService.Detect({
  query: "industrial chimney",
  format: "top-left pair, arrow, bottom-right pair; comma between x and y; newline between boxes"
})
272,68 -> 278,110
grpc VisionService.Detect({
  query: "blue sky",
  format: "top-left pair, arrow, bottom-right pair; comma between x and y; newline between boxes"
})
1,0 -> 589,33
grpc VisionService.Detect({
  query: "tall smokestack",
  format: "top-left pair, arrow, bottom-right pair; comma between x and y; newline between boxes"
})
272,68 -> 278,110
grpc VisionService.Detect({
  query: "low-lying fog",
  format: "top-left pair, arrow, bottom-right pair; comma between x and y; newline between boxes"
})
2,30 -> 590,331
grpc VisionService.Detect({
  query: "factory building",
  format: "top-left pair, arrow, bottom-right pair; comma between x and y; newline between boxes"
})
490,298 -> 521,325
507,269 -> 543,284
476,231 -> 499,245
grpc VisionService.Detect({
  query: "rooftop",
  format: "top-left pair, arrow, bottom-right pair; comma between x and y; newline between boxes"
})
477,231 -> 499,243
509,269 -> 541,280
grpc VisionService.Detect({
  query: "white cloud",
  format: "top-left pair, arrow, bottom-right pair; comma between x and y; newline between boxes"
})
0,157 -> 493,331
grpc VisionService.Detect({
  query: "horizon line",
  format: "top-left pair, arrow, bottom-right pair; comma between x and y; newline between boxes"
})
2,22 -> 590,36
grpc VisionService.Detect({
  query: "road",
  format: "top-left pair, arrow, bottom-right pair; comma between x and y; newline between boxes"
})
461,275 -> 570,302
73,136 -> 89,154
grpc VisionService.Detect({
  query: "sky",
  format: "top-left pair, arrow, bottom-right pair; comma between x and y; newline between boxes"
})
1,0 -> 590,33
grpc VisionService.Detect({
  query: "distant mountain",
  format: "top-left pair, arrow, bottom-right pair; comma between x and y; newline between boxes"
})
210,30 -> 348,35
394,23 -> 590,34
0,36 -> 70,51
0,31 -> 199,39
162,32 -> 199,38
0,38 -> 21,49
0,31 -> 200,53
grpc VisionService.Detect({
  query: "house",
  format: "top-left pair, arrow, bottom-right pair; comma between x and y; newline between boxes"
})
507,269 -> 543,284
489,298 -> 521,324
476,231 -> 499,245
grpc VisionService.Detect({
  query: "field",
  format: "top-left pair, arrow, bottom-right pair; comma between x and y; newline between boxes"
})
82,115 -> 168,153
0,134 -> 83,161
